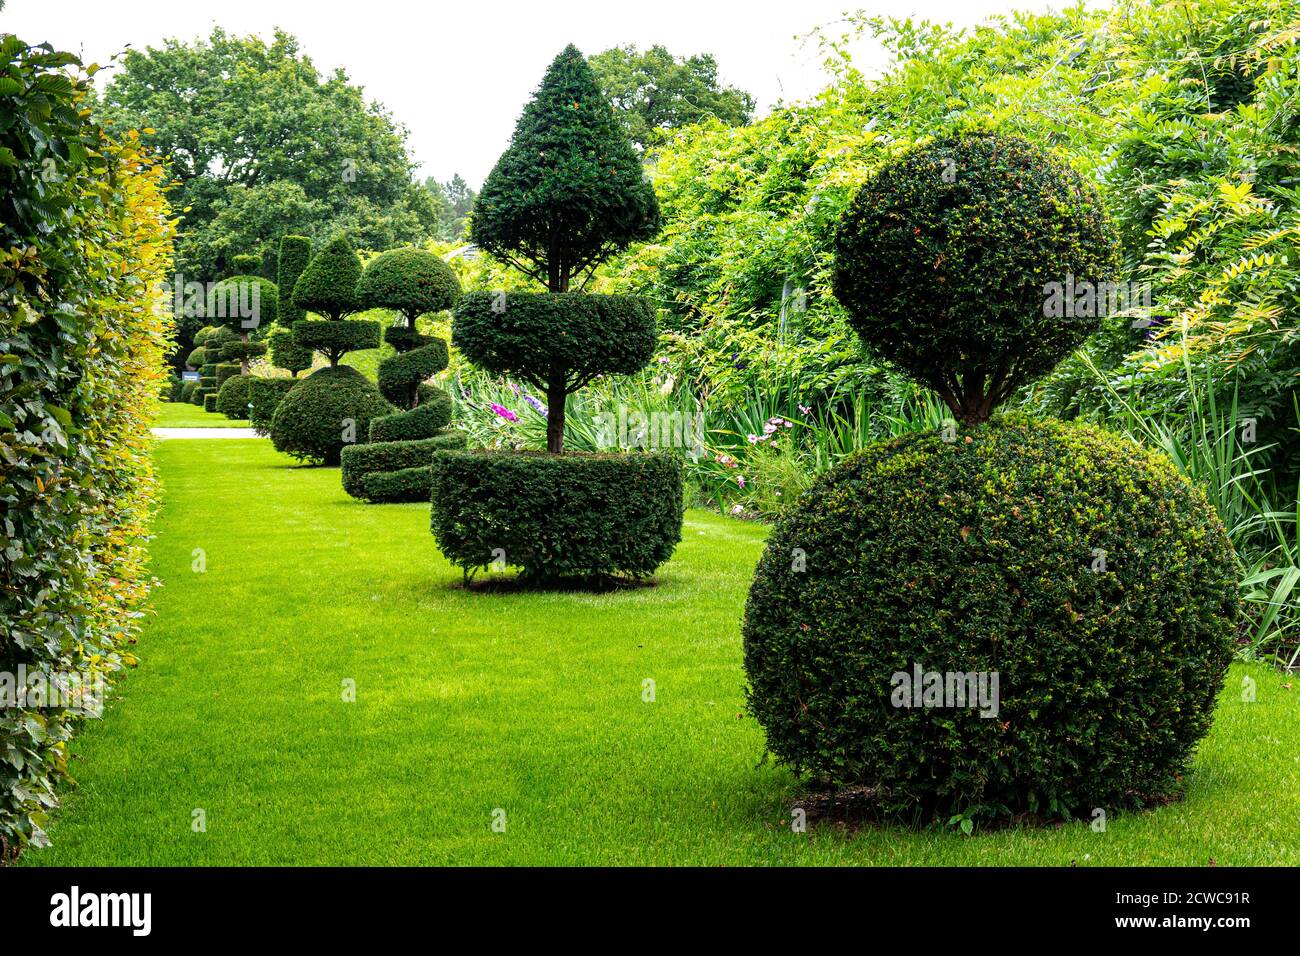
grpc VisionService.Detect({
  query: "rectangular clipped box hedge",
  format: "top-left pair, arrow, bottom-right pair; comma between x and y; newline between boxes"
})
339,431 -> 468,502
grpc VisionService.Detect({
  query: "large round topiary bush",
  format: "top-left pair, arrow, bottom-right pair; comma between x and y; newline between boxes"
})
743,131 -> 1239,828
743,415 -> 1237,822
832,132 -> 1117,424
268,365 -> 394,465
214,373 -> 253,419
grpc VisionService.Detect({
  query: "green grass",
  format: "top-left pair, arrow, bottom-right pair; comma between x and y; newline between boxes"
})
23,438 -> 1300,865
156,401 -> 249,428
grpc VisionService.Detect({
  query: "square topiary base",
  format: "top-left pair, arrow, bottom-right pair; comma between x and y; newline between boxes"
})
429,449 -> 684,582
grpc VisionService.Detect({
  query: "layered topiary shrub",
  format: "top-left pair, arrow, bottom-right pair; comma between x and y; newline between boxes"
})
742,131 -> 1240,827
268,325 -> 313,378
246,377 -> 298,436
269,365 -> 393,465
430,46 -> 681,582
271,237 -> 387,465
203,392 -> 218,413
341,248 -> 463,501
430,451 -> 683,580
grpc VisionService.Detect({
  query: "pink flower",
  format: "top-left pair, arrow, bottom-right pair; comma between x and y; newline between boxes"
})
731,505 -> 744,515
490,402 -> 518,423
737,475 -> 746,489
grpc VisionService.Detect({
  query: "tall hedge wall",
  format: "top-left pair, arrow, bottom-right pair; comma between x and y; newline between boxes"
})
0,37 -> 174,855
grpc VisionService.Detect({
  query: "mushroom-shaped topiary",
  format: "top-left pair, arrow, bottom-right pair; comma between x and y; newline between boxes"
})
357,248 -> 460,327
832,132 -> 1118,424
742,131 -> 1240,828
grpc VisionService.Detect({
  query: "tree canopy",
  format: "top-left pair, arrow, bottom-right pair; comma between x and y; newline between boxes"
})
97,27 -> 438,279
589,44 -> 755,151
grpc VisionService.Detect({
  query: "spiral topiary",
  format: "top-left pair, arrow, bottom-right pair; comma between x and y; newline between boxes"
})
340,248 -> 462,502
742,131 -> 1240,828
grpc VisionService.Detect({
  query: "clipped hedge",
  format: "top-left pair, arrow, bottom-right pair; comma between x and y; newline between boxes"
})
742,415 -> 1238,824
429,450 -> 684,580
368,387 -> 452,442
203,393 -> 219,413
0,37 -> 175,851
246,377 -> 298,435
180,380 -> 198,403
269,365 -> 394,465
215,362 -> 240,385
292,319 -> 381,366
340,431 -> 467,502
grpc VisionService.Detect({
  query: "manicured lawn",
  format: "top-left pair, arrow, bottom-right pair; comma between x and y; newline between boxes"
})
156,400 -> 249,428
24,438 -> 1300,865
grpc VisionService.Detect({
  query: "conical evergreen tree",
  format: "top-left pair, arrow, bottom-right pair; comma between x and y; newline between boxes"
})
472,44 -> 659,294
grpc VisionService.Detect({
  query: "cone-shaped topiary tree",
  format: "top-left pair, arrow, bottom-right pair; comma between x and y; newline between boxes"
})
341,248 -> 467,502
276,235 -> 311,327
470,43 -> 660,454
431,45 -> 681,582
290,235 -> 380,366
742,132 -> 1239,828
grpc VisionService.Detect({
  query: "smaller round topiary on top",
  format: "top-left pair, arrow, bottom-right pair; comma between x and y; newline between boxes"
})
230,253 -> 261,275
358,248 -> 461,328
292,234 -> 362,321
832,131 -> 1118,424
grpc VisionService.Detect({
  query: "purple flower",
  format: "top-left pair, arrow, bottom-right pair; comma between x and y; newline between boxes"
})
798,404 -> 812,416
737,474 -> 746,489
490,402 -> 518,423
522,393 -> 548,418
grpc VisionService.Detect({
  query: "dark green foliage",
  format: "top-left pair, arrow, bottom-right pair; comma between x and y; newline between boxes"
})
340,431 -> 468,501
472,45 -> 660,292
833,132 -> 1118,423
215,363 -> 240,385
268,324 -> 313,376
231,253 -> 261,274
246,377 -> 298,435
269,365 -> 394,465
199,363 -> 218,378
180,380 -> 198,403
199,376 -> 217,391
259,244 -> 278,281
215,374 -> 253,418
190,386 -> 207,405
384,324 -> 428,353
292,319 -> 380,366
429,450 -> 684,580
368,387 -> 452,441
376,336 -> 449,407
276,235 -> 312,326
455,293 -> 657,386
292,234 -> 362,320
206,274 -> 279,335
220,338 -> 268,363
742,415 -> 1238,825
185,345 -> 207,368
357,247 -> 461,323
203,393 -> 219,413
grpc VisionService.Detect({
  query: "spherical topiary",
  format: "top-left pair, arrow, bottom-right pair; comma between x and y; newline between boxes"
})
180,380 -> 198,403
358,248 -> 461,325
832,132 -> 1118,423
246,377 -> 298,435
215,374 -> 254,419
269,365 -> 394,465
742,415 -> 1238,825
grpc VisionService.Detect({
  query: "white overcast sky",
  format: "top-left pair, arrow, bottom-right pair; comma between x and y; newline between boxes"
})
2,0 -> 1099,186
